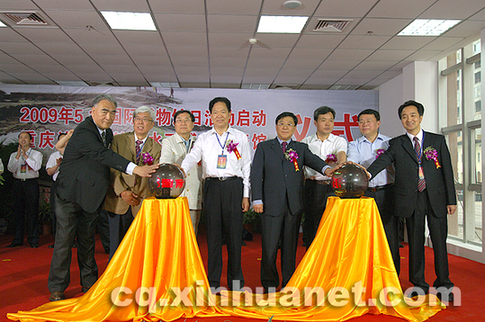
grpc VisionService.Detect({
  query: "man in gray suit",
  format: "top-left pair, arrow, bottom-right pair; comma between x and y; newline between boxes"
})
48,95 -> 158,301
251,112 -> 335,292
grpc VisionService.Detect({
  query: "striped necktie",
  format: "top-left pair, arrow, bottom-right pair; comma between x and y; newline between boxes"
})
413,137 -> 426,192
135,140 -> 143,164
101,131 -> 107,147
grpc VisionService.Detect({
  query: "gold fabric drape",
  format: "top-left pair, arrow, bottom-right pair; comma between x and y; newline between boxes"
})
8,196 -> 444,322
217,197 -> 444,321
8,197 -> 225,322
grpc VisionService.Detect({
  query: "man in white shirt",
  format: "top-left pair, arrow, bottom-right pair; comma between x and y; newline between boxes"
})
7,131 -> 43,248
347,109 -> 399,274
181,97 -> 251,292
301,106 -> 347,249
160,110 -> 202,234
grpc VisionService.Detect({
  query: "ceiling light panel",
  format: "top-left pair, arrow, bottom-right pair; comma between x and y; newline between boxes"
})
398,19 -> 460,36
257,15 -> 308,33
101,11 -> 156,31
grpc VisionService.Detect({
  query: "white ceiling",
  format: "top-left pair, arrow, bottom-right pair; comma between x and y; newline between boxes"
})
0,0 -> 484,89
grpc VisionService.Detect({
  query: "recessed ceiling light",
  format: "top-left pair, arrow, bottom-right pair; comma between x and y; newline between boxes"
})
257,15 -> 308,33
0,20 -> 6,27
101,11 -> 156,31
398,19 -> 460,36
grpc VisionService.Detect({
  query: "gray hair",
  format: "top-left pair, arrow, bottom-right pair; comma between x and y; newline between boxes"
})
133,105 -> 156,122
92,94 -> 117,108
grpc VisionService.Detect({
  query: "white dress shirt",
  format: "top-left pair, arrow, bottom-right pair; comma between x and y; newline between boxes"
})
302,133 -> 347,180
7,148 -> 43,180
46,150 -> 63,181
347,133 -> 394,187
181,126 -> 251,198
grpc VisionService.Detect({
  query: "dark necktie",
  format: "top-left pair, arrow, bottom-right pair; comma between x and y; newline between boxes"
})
135,140 -> 143,164
282,141 -> 287,153
413,137 -> 426,192
101,131 -> 107,147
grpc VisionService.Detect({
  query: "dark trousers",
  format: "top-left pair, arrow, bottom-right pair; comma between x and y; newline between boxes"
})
406,189 -> 453,292
364,187 -> 400,274
50,181 -> 57,238
48,193 -> 99,293
203,177 -> 244,290
108,208 -> 134,261
302,180 -> 335,248
96,210 -> 110,253
12,178 -> 39,246
260,195 -> 301,290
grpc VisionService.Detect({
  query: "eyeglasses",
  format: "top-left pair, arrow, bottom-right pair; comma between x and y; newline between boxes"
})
175,118 -> 193,124
134,117 -> 153,123
277,122 -> 295,128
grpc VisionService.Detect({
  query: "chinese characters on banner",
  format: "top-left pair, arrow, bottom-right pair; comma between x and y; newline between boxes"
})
18,106 -> 359,151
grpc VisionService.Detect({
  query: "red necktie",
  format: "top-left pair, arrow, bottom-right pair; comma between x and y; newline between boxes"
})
282,141 -> 287,153
413,137 -> 426,192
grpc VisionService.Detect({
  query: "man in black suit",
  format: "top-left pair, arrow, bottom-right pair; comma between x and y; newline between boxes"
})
251,112 -> 335,292
47,94 -> 158,301
367,100 -> 456,304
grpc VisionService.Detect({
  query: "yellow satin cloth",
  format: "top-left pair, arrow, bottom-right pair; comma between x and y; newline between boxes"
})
217,197 -> 444,321
8,196 -> 443,322
8,197 -> 224,322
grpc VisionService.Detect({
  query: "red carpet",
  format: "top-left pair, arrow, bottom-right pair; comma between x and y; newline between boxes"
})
0,231 -> 483,321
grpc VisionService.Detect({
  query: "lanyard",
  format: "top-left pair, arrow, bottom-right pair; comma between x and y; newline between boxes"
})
21,149 -> 31,165
216,132 -> 230,155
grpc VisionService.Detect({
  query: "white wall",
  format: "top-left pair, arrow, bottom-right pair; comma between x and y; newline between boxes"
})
377,73 -> 404,137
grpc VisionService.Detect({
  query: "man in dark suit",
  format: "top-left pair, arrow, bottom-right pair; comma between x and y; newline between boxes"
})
367,100 -> 456,304
251,112 -> 335,292
47,95 -> 158,301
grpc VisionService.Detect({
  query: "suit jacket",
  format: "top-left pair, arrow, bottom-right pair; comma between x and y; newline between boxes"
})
367,131 -> 456,218
56,116 -> 131,213
103,132 -> 161,216
251,138 -> 328,217
160,133 -> 202,210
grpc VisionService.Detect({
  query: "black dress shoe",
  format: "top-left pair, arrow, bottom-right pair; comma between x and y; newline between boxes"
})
49,291 -> 65,301
30,244 -> 38,248
437,291 -> 454,304
48,244 -> 55,248
7,242 -> 23,248
406,287 -> 428,298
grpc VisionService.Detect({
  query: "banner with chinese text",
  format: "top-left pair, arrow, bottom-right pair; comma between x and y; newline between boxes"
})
0,85 -> 378,162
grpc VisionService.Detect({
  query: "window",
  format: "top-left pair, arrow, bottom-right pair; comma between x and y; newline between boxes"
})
439,39 -> 482,246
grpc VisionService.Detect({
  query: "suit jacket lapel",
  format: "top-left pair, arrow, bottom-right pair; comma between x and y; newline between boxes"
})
126,132 -> 137,163
401,135 -> 419,164
270,138 -> 286,160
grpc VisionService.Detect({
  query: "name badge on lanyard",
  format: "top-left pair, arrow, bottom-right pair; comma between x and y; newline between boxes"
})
418,166 -> 425,180
216,132 -> 230,169
21,164 -> 27,173
217,155 -> 227,169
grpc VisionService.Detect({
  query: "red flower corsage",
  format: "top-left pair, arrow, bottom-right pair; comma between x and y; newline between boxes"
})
424,146 -> 441,169
285,148 -> 299,171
